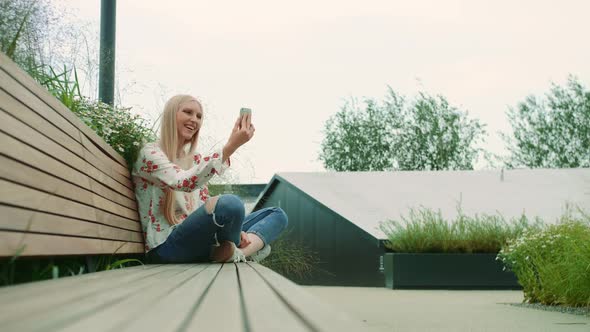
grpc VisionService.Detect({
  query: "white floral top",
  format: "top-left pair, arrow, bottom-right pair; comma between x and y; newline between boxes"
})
132,142 -> 230,252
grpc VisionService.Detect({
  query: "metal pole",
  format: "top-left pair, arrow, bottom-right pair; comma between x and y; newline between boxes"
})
99,0 -> 116,106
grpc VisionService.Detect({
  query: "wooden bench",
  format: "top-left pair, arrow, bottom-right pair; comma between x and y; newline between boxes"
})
0,52 -> 363,331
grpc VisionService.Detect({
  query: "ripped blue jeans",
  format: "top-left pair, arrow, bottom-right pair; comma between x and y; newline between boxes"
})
146,194 -> 288,263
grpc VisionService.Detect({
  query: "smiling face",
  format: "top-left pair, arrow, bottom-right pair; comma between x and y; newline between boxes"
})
176,100 -> 203,145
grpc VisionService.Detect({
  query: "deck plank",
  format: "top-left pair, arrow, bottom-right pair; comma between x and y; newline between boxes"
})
0,265 -> 159,301
183,263 -> 244,331
118,264 -> 222,332
55,264 -> 210,332
0,265 -> 187,332
237,263 -> 310,331
0,265 -> 171,322
249,263 -> 363,332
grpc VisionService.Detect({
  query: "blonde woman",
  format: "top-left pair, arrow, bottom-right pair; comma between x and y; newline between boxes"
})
133,95 -> 287,263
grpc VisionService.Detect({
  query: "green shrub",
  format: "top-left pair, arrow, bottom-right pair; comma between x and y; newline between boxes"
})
379,205 -> 543,253
497,208 -> 590,307
31,64 -> 157,169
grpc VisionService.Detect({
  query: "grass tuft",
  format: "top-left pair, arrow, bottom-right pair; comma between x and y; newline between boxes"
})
379,205 -> 543,253
259,233 -> 320,280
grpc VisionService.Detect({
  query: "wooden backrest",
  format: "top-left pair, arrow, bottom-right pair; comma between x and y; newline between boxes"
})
0,52 -> 144,257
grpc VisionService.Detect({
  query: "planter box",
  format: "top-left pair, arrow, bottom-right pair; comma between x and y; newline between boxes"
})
383,253 -> 520,289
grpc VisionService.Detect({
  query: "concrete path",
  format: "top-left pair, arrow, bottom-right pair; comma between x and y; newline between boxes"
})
303,287 -> 590,332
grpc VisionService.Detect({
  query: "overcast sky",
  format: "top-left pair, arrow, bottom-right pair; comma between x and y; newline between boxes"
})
57,0 -> 590,183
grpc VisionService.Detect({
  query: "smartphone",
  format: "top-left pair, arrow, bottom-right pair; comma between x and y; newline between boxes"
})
240,107 -> 252,116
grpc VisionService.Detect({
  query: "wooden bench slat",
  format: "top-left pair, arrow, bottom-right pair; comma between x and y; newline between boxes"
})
0,231 -> 143,258
54,264 -> 211,332
0,265 -> 184,331
249,263 -> 363,332
237,263 -> 310,331
0,88 -> 131,189
0,53 -> 128,167
0,70 -> 81,149
0,88 -> 85,164
0,180 -> 140,234
0,155 -> 138,221
184,263 -> 244,331
117,264 -> 222,332
88,175 -> 137,210
0,205 -> 142,243
80,133 -> 130,178
0,131 -> 137,210
0,110 -> 134,199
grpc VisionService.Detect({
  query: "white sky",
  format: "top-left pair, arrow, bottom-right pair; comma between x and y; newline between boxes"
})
57,0 -> 590,183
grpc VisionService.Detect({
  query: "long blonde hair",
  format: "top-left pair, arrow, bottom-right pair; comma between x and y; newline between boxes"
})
159,94 -> 202,225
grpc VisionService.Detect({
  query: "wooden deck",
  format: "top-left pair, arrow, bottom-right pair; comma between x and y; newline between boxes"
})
0,262 -> 360,332
0,45 -> 366,332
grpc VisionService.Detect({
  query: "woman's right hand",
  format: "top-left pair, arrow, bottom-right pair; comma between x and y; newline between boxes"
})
223,113 -> 255,161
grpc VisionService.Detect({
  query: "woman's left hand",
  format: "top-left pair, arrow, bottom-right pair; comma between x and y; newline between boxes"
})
238,231 -> 251,248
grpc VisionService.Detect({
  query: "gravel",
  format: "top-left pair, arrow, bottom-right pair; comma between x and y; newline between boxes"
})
509,302 -> 590,317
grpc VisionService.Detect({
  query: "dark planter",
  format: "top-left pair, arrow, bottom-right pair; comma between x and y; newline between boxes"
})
384,253 -> 520,289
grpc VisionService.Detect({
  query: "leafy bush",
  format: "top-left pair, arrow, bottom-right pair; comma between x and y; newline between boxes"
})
380,206 -> 543,253
32,64 -> 157,169
497,208 -> 590,307
71,98 -> 157,168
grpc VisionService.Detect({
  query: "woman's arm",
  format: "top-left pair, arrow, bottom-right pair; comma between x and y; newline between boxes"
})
136,113 -> 254,192
135,144 -> 229,192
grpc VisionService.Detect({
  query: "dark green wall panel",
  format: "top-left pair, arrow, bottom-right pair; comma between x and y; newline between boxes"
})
256,179 -> 386,287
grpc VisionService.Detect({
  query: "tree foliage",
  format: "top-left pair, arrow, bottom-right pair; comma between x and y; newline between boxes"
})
502,76 -> 590,168
320,88 -> 487,171
1,0 -> 54,70
320,97 -> 396,171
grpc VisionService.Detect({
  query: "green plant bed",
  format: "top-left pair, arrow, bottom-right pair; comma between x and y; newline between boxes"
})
384,253 -> 520,289
379,205 -> 543,289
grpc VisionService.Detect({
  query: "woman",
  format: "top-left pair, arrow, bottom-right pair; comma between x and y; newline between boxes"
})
132,94 -> 288,263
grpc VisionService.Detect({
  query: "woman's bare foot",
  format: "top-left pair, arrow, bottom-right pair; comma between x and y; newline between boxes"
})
240,233 -> 265,257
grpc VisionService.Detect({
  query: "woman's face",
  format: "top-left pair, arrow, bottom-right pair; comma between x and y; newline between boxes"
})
176,100 -> 203,144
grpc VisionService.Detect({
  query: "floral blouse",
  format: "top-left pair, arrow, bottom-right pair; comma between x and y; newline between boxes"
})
132,142 -> 230,252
